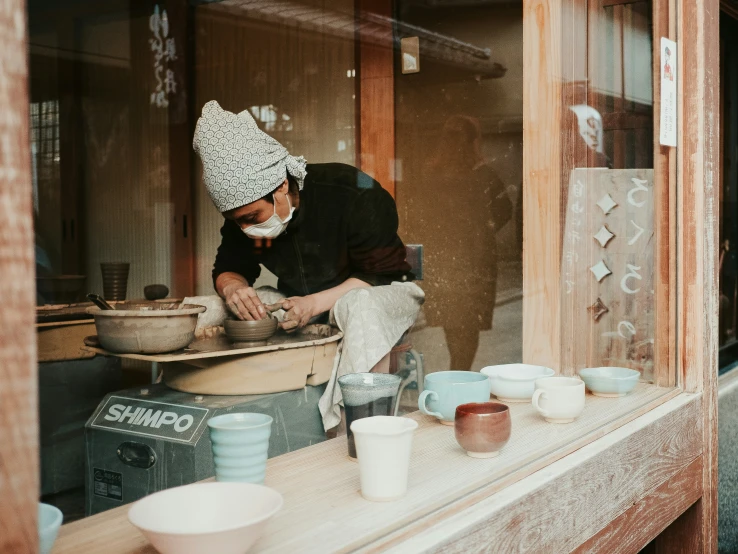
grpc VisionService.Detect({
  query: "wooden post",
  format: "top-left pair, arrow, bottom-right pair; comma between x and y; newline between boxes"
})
0,0 -> 39,551
165,0 -> 195,297
522,0 -> 563,369
356,0 -> 396,197
656,0 -> 720,547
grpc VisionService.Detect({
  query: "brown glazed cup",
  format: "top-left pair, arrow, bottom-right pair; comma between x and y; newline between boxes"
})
454,402 -> 511,458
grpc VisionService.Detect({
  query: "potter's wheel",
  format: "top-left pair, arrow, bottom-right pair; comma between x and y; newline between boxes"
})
163,324 -> 342,395
189,324 -> 339,354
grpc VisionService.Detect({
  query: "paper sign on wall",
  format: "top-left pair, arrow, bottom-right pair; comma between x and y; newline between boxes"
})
659,38 -> 677,147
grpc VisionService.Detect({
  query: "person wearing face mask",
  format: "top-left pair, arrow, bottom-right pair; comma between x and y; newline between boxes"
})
193,101 -> 414,332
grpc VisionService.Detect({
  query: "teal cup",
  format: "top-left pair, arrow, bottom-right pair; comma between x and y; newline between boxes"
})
39,502 -> 63,554
207,413 -> 273,484
418,371 -> 491,425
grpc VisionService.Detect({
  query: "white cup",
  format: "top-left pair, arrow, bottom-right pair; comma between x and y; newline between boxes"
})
350,416 -> 418,502
532,377 -> 585,423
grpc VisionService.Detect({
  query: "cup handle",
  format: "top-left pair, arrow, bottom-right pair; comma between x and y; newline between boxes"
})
418,390 -> 443,419
532,389 -> 551,418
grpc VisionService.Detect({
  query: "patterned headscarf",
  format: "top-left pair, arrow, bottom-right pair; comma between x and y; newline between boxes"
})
193,100 -> 307,212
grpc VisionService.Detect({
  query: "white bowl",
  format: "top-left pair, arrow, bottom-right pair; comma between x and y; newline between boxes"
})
579,367 -> 640,397
481,364 -> 556,402
128,482 -> 283,554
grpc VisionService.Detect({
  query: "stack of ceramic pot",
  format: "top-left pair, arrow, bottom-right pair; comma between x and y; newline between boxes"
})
100,262 -> 130,301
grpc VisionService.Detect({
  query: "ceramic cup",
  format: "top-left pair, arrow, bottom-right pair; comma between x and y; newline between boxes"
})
418,371 -> 491,425
351,416 -> 418,502
338,373 -> 402,459
532,377 -> 586,424
101,262 -> 130,301
207,413 -> 273,484
454,402 -> 511,458
38,503 -> 63,554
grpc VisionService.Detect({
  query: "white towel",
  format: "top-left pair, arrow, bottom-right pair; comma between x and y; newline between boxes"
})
318,282 -> 425,431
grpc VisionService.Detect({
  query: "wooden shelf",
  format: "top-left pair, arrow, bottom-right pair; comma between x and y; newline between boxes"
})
53,383 -> 678,554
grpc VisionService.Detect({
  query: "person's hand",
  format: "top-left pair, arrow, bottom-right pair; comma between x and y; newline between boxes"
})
222,283 -> 266,321
280,295 -> 320,332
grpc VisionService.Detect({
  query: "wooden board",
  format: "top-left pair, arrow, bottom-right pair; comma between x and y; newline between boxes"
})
37,322 -> 96,362
0,0 -> 39,550
572,458 -> 702,554
53,384 -> 677,554
561,168 -> 655,378
82,325 -> 342,363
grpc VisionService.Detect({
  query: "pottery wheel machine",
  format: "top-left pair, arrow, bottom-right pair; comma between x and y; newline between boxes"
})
82,310 -> 343,517
81,306 -> 423,517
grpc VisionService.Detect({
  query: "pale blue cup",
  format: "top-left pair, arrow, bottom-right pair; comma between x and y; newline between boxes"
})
207,413 -> 273,484
39,502 -> 63,554
418,371 -> 491,425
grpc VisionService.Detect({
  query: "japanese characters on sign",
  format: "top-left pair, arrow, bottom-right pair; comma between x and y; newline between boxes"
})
562,169 -> 655,377
149,5 -> 177,108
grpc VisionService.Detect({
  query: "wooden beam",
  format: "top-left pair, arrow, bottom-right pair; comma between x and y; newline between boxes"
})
653,499 -> 705,553
522,0 -> 562,369
653,0 -> 677,388
572,457 -> 703,553
165,0 -> 195,297
675,0 -> 720,545
356,0 -> 395,197
0,0 -> 39,552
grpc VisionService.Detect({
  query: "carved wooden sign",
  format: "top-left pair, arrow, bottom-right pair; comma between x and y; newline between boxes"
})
561,169 -> 655,379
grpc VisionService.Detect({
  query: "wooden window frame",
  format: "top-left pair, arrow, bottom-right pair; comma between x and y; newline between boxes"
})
0,0 -> 719,548
522,0 -> 719,545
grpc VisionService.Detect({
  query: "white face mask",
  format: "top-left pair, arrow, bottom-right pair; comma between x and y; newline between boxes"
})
243,193 -> 295,239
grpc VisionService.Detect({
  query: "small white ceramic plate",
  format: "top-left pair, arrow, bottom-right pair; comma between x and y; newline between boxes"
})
128,482 -> 283,554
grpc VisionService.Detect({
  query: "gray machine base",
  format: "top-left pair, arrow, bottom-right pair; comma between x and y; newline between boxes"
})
85,383 -> 326,516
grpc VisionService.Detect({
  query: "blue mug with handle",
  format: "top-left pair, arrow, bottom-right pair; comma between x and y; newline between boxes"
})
418,371 -> 491,425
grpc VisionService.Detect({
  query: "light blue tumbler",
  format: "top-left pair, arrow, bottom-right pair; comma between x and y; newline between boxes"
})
207,413 -> 273,484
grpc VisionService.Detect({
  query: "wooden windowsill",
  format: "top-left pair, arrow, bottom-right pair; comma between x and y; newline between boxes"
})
52,383 -> 679,554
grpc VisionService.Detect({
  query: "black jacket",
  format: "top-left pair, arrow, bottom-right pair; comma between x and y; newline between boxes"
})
212,163 -> 413,297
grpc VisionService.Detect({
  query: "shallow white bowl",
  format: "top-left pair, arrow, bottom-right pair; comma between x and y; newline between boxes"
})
481,364 -> 556,402
579,366 -> 640,397
128,482 -> 283,554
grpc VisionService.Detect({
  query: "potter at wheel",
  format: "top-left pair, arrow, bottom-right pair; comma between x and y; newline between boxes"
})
193,100 -> 424,432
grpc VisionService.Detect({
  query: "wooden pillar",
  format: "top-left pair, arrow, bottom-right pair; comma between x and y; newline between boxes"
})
57,18 -> 85,276
356,0 -> 396,197
165,0 -> 195,297
522,0 -> 563,369
652,0 -> 678,388
658,0 -> 720,548
0,0 -> 39,552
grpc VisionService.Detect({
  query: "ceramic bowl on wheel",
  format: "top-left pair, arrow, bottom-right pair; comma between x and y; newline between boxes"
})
87,303 -> 206,354
224,317 -> 278,342
128,482 -> 283,554
480,364 -> 556,402
578,366 -> 640,397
